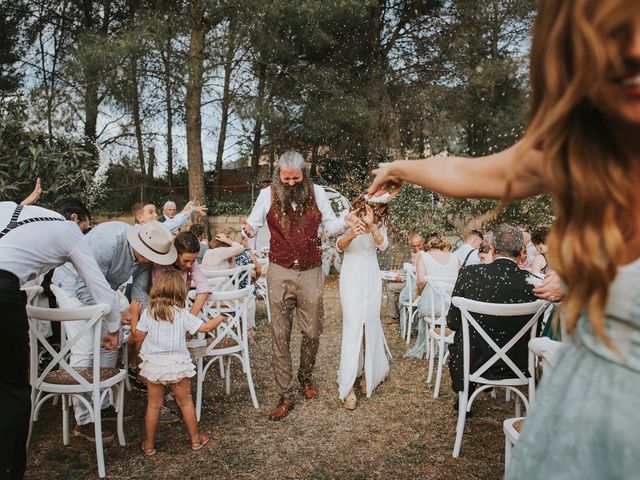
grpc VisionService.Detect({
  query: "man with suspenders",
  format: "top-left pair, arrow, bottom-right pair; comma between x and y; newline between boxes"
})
453,229 -> 484,268
0,201 -> 119,479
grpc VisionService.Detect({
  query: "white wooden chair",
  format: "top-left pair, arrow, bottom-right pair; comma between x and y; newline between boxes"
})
400,263 -> 418,342
194,285 -> 258,421
450,297 -> 550,457
27,304 -> 127,479
201,264 -> 253,292
254,257 -> 271,323
424,277 -> 456,398
503,337 -> 568,472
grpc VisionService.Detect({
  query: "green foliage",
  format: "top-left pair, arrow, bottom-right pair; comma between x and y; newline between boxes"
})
0,95 -> 97,203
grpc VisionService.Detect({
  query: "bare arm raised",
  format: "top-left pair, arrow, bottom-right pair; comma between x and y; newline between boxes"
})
368,142 -> 546,200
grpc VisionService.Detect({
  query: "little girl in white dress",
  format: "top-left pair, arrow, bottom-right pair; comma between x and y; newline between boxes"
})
130,270 -> 226,456
337,203 -> 390,409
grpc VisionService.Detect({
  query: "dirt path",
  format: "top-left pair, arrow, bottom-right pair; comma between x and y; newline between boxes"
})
26,275 -> 513,479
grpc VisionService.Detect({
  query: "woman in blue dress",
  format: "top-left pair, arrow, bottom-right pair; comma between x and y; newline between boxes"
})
369,1 -> 640,477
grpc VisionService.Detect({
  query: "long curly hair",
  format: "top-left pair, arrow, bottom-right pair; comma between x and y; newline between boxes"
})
515,0 -> 639,345
148,270 -> 187,323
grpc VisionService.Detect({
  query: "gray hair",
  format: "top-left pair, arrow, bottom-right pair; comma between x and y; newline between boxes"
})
163,201 -> 176,210
277,150 -> 306,171
492,224 -> 524,258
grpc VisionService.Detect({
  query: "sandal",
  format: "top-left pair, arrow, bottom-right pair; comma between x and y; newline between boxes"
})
141,441 -> 156,457
192,433 -> 210,451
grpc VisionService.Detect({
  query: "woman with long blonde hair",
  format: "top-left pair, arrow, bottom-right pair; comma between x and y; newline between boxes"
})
369,1 -> 640,477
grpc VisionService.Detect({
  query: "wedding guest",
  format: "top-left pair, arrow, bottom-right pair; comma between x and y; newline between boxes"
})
133,200 -> 207,234
52,221 -> 177,442
446,225 -> 538,397
383,232 -> 425,326
452,230 -> 483,268
337,202 -> 389,409
369,2 -> 640,475
189,223 -> 209,263
19,178 -> 42,206
201,229 -> 245,270
530,227 -> 551,275
478,239 -> 495,264
161,200 -> 177,222
405,236 -> 459,359
0,201 -> 118,478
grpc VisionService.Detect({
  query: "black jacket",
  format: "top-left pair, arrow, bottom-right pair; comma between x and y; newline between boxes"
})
447,258 -> 538,392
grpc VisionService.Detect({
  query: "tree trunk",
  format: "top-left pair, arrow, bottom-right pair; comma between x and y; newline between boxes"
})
131,55 -> 146,176
147,146 -> 155,178
162,36 -> 174,186
251,62 -> 267,177
185,0 -> 206,205
310,143 -> 319,179
215,23 -> 236,187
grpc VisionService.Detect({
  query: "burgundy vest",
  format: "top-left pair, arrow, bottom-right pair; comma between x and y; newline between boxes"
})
266,190 -> 322,268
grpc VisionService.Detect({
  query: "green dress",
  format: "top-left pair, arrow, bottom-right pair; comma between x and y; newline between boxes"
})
506,258 -> 640,479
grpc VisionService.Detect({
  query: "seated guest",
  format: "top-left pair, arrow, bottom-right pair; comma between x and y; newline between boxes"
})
405,235 -> 459,359
189,223 -> 209,263
161,200 -> 177,222
447,224 -> 538,400
478,239 -> 495,264
531,226 -> 551,275
201,229 -> 245,270
452,229 -> 484,268
383,232 -> 424,326
522,229 -> 539,268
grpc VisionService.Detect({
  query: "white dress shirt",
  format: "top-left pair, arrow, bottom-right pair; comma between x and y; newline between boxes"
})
246,185 -> 347,237
0,201 -> 120,330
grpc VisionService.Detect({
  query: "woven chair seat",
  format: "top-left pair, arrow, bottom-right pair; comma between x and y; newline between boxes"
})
433,325 -> 455,337
513,418 -> 525,432
44,367 -> 121,385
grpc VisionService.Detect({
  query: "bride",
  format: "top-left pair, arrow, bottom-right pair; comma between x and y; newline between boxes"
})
337,200 -> 390,410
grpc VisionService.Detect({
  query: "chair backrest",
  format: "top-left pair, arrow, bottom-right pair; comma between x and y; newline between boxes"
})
403,263 -> 417,303
451,297 -> 550,384
203,285 -> 254,352
423,275 -> 456,321
27,304 -> 111,391
202,264 -> 253,292
528,337 -> 568,377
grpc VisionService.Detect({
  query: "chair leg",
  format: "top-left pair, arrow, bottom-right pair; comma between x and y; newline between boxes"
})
453,392 -> 468,458
225,357 -> 231,395
122,346 -> 131,392
195,358 -> 203,422
515,395 -> 521,417
27,387 -> 36,451
434,343 -> 446,399
219,357 -> 225,378
505,389 -> 511,402
94,392 -> 106,478
405,310 -> 415,344
62,394 -> 70,446
242,348 -> 260,409
116,384 -> 126,446
504,434 -> 512,474
426,338 -> 436,384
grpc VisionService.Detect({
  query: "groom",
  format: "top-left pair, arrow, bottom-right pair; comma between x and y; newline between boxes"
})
243,151 -> 363,420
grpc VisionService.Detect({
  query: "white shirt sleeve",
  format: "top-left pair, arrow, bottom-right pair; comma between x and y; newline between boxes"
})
182,310 -> 204,334
314,185 -> 347,236
245,188 -> 271,234
377,226 -> 389,252
164,211 -> 189,233
67,237 -> 122,333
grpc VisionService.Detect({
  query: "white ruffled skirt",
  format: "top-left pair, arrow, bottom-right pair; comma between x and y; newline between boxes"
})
139,353 -> 196,385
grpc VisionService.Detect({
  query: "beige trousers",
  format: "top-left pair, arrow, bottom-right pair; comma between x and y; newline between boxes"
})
267,263 -> 324,398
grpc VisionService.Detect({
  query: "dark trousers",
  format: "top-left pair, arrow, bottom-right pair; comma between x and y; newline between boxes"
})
0,271 -> 29,480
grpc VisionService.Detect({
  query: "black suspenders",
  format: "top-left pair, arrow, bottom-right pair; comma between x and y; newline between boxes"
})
461,248 -> 477,268
0,204 -> 64,240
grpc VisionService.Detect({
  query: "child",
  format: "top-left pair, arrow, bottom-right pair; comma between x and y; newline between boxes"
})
130,270 -> 226,456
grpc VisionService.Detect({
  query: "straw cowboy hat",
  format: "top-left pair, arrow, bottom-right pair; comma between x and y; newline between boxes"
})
126,220 -> 177,265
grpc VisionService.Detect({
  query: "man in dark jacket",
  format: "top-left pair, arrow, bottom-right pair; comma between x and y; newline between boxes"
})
447,224 -> 539,394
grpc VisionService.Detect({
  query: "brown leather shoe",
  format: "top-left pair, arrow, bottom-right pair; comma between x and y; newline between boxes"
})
268,397 -> 294,421
301,380 -> 318,400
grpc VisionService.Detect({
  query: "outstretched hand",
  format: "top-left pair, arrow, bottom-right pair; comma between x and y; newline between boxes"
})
21,178 -> 42,206
345,212 -> 366,233
362,204 -> 374,227
242,222 -> 255,238
368,165 -> 403,199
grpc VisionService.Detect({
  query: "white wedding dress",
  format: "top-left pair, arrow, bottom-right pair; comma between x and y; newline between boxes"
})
338,227 -> 390,400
